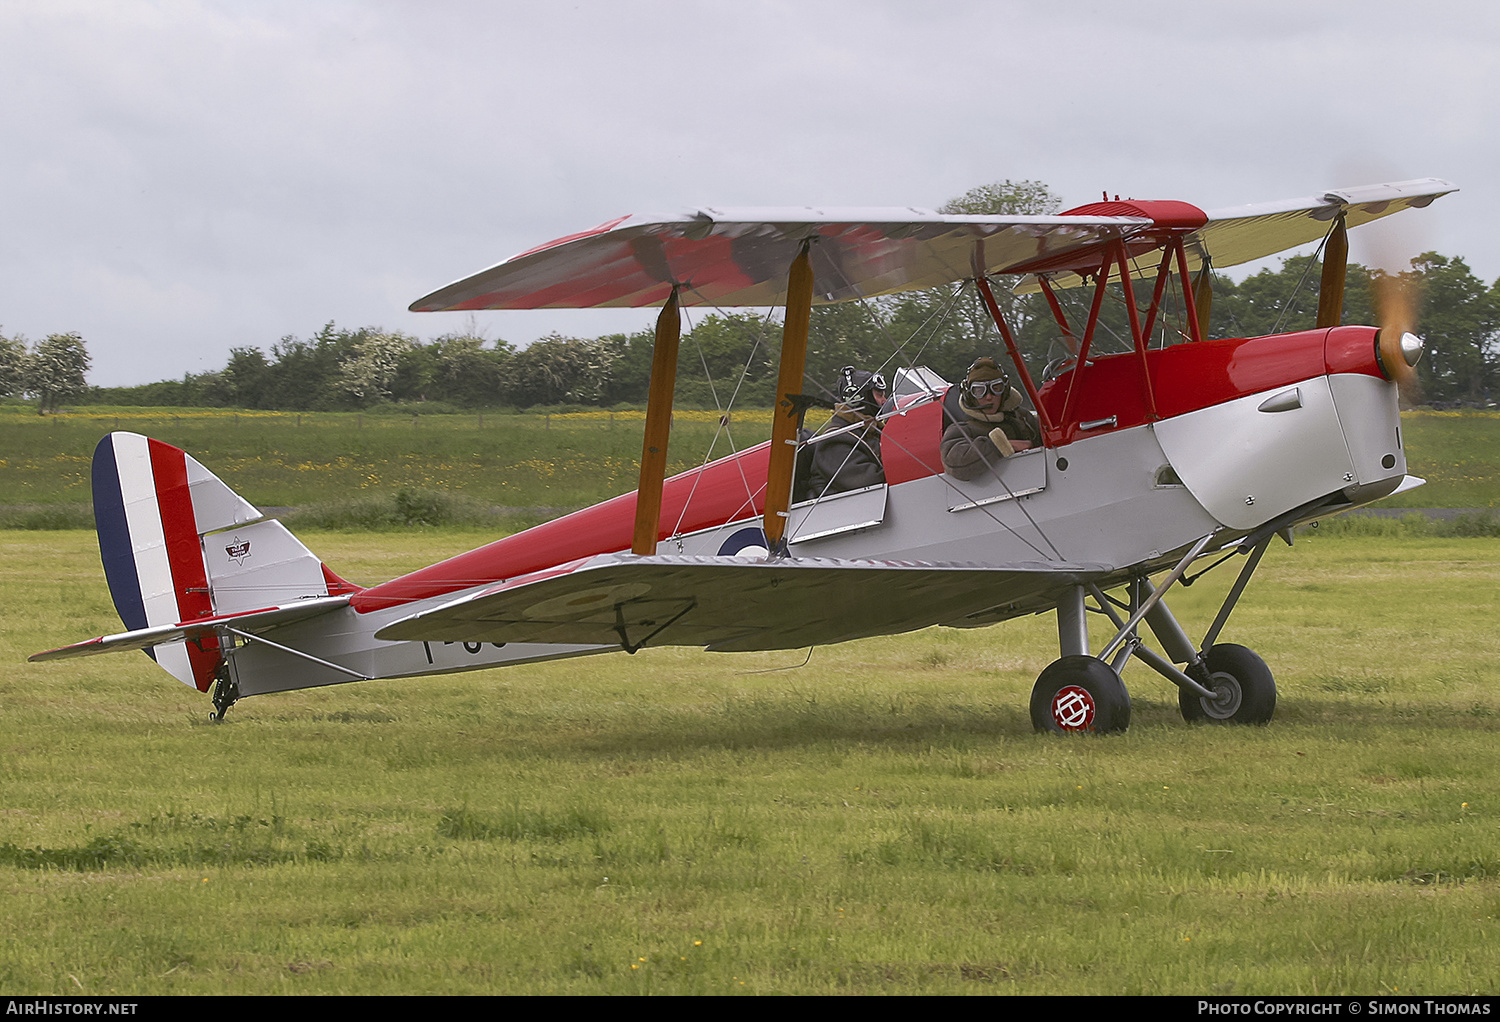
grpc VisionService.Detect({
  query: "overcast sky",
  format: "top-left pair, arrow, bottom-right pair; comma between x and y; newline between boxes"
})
2,0 -> 1495,386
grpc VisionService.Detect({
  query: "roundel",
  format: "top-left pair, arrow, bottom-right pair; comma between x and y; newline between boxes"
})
718,527 -> 770,559
1051,685 -> 1096,731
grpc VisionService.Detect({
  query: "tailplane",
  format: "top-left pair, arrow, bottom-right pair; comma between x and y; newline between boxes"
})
89,432 -> 359,691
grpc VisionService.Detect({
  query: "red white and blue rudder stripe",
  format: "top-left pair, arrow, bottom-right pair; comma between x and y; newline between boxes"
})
91,433 -> 260,691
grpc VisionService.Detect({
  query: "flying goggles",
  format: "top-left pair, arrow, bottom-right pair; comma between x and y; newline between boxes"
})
964,378 -> 1011,401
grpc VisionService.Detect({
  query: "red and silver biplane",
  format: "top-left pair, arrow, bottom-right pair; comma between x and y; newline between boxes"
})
31,178 -> 1454,732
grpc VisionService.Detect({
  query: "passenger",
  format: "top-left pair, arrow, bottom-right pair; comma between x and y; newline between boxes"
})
802,366 -> 887,498
941,357 -> 1042,480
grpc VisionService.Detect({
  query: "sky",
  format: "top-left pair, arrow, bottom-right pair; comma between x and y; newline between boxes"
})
2,0 -> 1496,387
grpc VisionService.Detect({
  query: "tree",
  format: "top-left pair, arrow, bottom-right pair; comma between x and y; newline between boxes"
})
262,329 -> 345,410
0,330 -> 25,397
938,179 -> 1062,218
676,313 -> 782,407
1403,253 -> 1497,404
881,179 -> 1065,382
337,329 -> 420,405
414,333 -> 512,406
505,333 -> 624,406
21,332 -> 90,413
217,346 -> 273,408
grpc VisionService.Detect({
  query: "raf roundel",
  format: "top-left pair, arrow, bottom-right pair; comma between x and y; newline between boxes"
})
1051,686 -> 1096,731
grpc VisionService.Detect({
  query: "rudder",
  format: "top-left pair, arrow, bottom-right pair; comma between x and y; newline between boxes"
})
91,432 -> 357,691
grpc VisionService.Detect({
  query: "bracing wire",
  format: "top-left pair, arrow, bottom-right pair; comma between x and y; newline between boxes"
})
1269,227 -> 1333,336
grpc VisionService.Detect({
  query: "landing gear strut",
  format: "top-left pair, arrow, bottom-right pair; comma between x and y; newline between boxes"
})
1029,531 -> 1279,733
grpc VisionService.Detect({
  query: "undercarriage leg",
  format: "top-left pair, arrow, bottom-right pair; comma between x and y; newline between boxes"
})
1056,585 -> 1089,658
1200,535 -> 1271,652
1142,580 -> 1204,673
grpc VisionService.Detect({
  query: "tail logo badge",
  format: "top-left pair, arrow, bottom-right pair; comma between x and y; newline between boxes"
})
225,538 -> 252,564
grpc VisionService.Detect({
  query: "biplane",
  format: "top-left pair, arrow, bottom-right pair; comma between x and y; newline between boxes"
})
31,178 -> 1455,732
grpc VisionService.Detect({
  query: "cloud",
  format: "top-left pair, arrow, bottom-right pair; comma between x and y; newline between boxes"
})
0,0 -> 1492,385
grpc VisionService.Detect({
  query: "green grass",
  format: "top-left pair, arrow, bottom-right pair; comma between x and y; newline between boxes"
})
6,405 -> 1500,524
4,530 -> 1499,994
0,404 -> 772,512
1381,410 -> 1500,508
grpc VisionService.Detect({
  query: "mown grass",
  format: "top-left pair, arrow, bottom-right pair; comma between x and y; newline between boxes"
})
4,529 -> 1498,995
0,403 -> 772,513
1382,410 -> 1500,508
5,405 -> 1499,523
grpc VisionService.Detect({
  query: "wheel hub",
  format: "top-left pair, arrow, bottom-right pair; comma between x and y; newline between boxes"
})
1051,685 -> 1096,730
1201,671 -> 1243,719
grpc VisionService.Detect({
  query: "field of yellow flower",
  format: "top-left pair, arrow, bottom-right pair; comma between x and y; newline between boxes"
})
0,404 -> 774,512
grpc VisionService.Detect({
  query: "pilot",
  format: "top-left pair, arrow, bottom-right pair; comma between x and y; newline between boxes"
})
801,366 -> 887,498
940,357 -> 1042,480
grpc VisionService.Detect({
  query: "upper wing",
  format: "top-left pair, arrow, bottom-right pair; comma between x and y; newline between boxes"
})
373,552 -> 1111,653
1015,178 -> 1457,292
1194,178 -> 1456,269
411,180 -> 1454,311
409,208 -> 1148,311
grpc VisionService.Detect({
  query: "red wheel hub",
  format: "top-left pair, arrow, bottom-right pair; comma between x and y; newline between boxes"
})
1051,685 -> 1096,731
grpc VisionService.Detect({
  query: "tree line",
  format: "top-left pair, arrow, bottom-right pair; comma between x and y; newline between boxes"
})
5,182 -> 1498,412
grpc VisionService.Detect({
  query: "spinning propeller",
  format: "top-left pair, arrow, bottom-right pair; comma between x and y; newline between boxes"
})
1374,271 -> 1425,402
1317,208 -> 1425,402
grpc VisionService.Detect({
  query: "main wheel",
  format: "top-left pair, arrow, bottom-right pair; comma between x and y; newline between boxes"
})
1030,655 -> 1131,733
1179,643 -> 1276,725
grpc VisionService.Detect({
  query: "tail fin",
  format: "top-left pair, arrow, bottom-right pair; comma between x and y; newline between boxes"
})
91,432 -> 359,691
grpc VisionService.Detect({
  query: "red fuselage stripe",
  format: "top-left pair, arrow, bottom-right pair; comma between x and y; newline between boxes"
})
352,326 -> 1386,613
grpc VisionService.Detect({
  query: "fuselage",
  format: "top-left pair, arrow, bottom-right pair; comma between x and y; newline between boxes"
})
227,326 -> 1409,697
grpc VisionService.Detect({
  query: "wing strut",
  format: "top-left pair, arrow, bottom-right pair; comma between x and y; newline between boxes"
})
1315,211 -> 1348,328
973,240 -> 1053,438
763,242 -> 813,553
632,287 -> 682,555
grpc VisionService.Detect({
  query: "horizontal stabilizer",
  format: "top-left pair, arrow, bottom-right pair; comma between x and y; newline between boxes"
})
374,553 -> 1110,653
29,596 -> 351,663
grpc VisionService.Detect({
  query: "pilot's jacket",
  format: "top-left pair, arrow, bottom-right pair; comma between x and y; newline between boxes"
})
801,409 -> 885,499
940,390 -> 1041,481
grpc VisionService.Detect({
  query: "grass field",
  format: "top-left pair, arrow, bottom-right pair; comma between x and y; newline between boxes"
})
4,405 -> 1499,519
4,529 -> 1498,995
0,404 -> 773,517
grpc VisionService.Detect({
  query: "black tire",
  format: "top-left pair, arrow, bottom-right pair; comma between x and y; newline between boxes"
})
1179,643 -> 1276,725
1030,655 -> 1131,733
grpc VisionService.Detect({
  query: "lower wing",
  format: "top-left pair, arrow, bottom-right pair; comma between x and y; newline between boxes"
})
373,553 -> 1112,653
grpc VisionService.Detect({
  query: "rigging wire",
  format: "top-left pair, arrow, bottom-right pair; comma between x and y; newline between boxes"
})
650,251 -> 1070,562
1269,228 -> 1332,336
667,294 -> 780,540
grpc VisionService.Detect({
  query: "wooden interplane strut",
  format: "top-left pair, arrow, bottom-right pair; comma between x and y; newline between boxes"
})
631,287 -> 681,555
762,244 -> 813,551
1316,212 -> 1349,329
